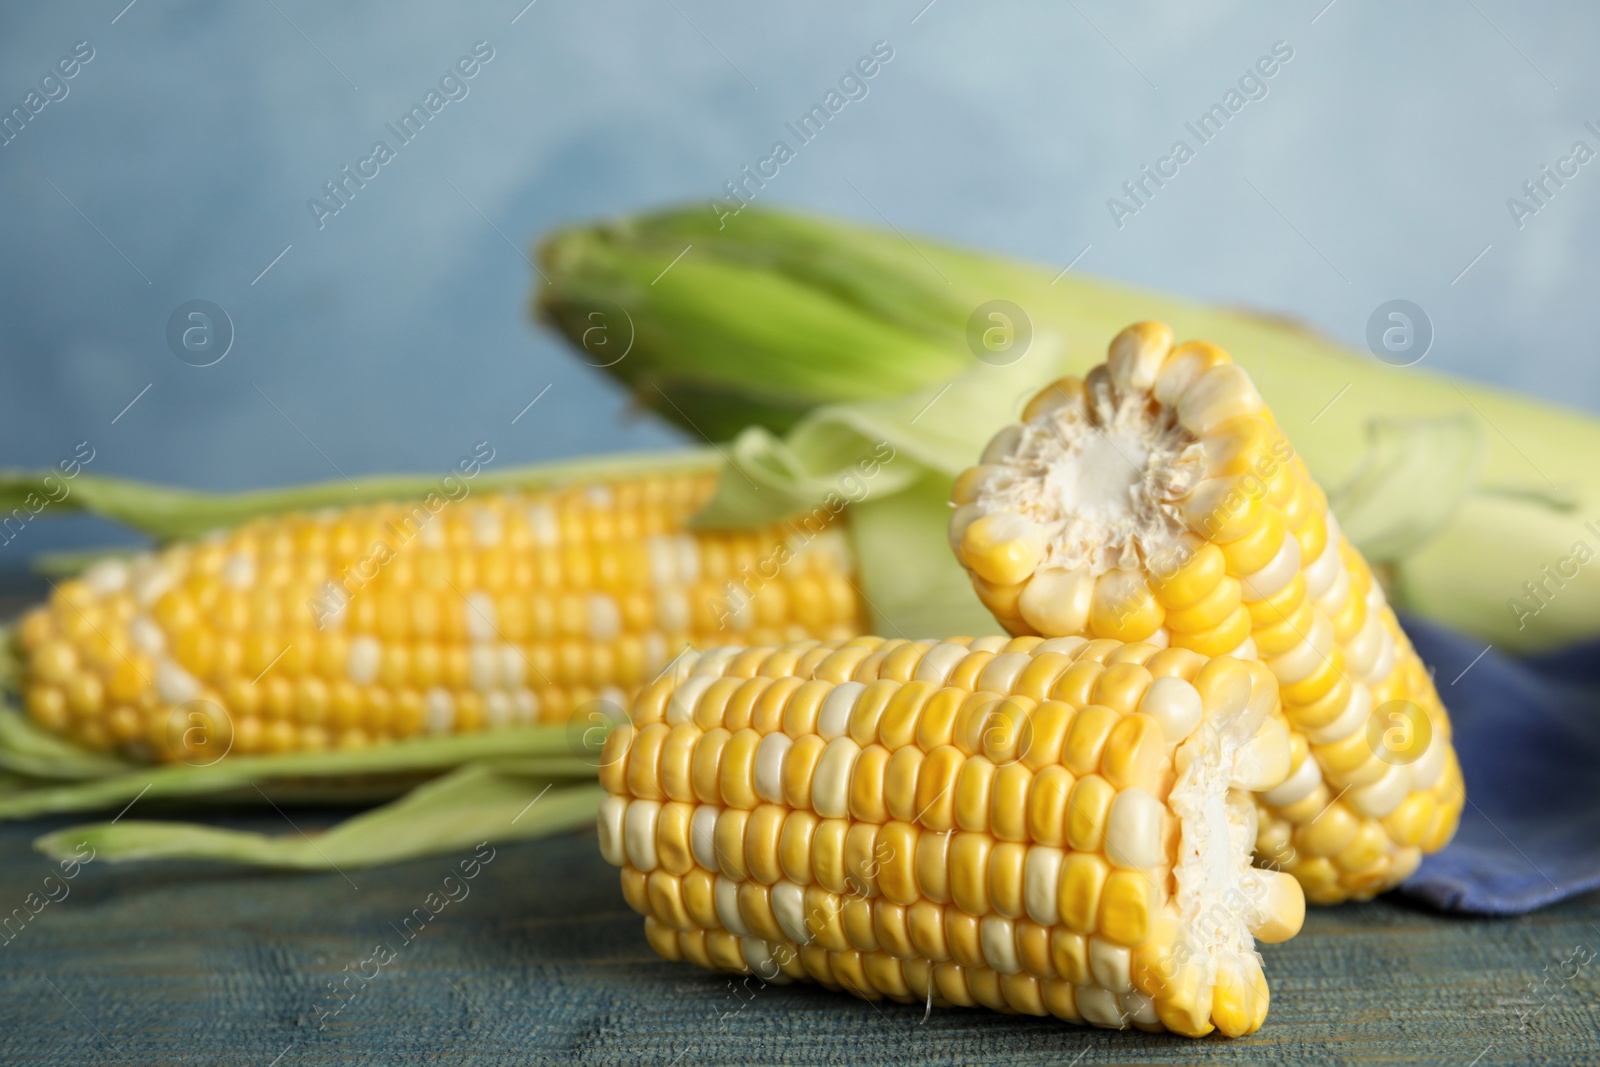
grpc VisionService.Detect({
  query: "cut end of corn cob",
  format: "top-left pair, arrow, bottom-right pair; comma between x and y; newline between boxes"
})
599,634 -> 1304,1037
12,473 -> 868,763
948,321 -> 1463,903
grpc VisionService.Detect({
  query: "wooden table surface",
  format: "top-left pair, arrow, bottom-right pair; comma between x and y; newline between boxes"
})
0,809 -> 1595,1067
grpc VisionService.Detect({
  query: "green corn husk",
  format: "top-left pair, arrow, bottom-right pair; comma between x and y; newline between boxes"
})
0,450 -> 735,868
0,431 -> 1007,869
538,205 -> 1600,653
536,209 -> 972,440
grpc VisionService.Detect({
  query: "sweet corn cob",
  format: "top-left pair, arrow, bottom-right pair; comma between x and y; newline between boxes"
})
948,321 -> 1463,903
598,634 -> 1305,1037
13,472 -> 867,762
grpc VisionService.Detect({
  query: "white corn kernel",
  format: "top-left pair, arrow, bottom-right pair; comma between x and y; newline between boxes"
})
623,799 -> 661,871
1088,938 -> 1133,993
1076,985 -> 1126,1028
500,646 -> 528,688
817,682 -> 865,740
1105,788 -> 1166,870
690,806 -> 720,871
425,688 -> 456,734
588,594 -> 622,642
513,689 -> 539,724
645,536 -> 677,586
485,691 -> 513,728
657,589 -> 690,634
1018,566 -> 1095,637
1176,363 -> 1263,435
1232,718 -> 1291,791
714,876 -> 749,936
675,536 -> 701,583
978,653 -> 1032,695
465,593 -> 497,641
1267,613 -> 1335,686
85,559 -> 131,595
1302,536 -> 1342,599
1408,727 -> 1447,790
914,643 -> 970,685
667,675 -> 715,725
469,646 -> 499,691
1034,636 -> 1089,658
1137,676 -> 1203,742
1120,990 -> 1160,1027
1348,762 -> 1410,818
596,795 -> 628,867
155,660 -> 200,705
1259,753 -> 1322,807
1363,629 -> 1398,684
220,554 -> 255,590
1240,535 -> 1301,602
1304,684 -> 1371,745
1023,846 -> 1063,926
1244,868 -> 1305,944
811,737 -> 861,819
754,732 -> 792,804
129,617 -> 166,657
772,882 -> 811,944
980,915 -> 1020,975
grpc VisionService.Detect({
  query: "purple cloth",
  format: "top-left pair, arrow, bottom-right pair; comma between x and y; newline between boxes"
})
1399,615 -> 1600,914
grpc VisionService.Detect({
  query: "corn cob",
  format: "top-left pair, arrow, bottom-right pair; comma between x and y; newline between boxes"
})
13,472 -> 867,762
542,204 -> 1600,654
948,322 -> 1463,903
599,634 -> 1305,1037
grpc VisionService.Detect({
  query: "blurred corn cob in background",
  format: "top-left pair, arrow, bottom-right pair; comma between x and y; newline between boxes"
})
538,205 -> 1600,653
948,323 -> 1462,903
11,468 -> 865,764
602,635 -> 1303,1036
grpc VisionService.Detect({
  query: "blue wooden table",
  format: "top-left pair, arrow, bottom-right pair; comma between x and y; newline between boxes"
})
0,808 -> 1595,1067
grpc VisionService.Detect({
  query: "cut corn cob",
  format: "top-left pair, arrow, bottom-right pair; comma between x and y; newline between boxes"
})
948,321 -> 1463,903
13,472 -> 867,762
599,634 -> 1305,1037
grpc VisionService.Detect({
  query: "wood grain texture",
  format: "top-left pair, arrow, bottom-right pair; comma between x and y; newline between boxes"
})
0,811 -> 1594,1067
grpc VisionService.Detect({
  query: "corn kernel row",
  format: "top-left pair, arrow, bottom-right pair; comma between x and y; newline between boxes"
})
14,474 -> 868,761
601,634 -> 1305,1037
948,322 -> 1463,902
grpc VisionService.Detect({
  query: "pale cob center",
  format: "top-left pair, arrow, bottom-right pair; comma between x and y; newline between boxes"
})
598,635 -> 1303,1037
988,381 -> 1204,576
949,344 -> 1270,651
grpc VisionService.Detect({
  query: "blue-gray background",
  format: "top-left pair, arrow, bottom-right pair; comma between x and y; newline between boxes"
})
1,0 -> 1593,570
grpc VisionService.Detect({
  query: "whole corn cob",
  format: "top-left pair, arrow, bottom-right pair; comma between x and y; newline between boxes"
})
13,472 -> 867,763
599,634 -> 1306,1037
540,205 -> 1600,654
948,322 -> 1463,903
